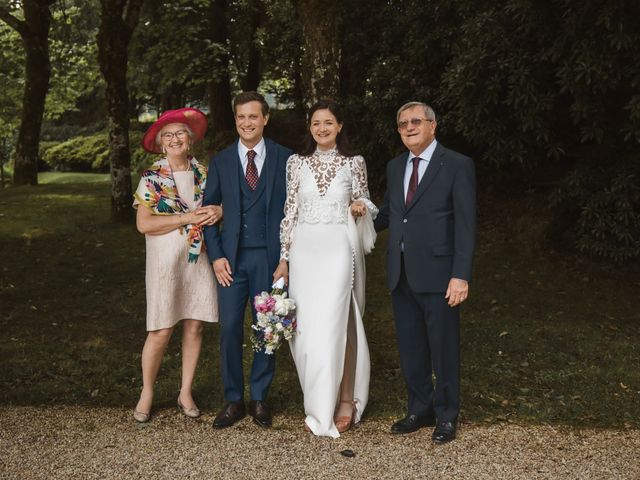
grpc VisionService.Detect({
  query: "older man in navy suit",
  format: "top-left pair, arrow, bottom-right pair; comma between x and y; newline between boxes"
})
374,101 -> 476,444
203,92 -> 292,429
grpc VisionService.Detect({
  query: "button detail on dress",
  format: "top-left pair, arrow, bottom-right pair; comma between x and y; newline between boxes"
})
403,219 -> 408,223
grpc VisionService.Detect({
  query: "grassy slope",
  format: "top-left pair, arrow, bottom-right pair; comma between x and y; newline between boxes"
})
0,175 -> 638,428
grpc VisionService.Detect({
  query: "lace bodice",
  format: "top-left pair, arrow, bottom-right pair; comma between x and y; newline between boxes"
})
280,148 -> 378,260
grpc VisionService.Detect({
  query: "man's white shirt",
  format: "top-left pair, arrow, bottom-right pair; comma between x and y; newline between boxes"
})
238,138 -> 266,176
403,139 -> 438,198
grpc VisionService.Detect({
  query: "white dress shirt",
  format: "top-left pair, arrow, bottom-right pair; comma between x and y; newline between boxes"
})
403,139 -> 438,198
238,138 -> 266,176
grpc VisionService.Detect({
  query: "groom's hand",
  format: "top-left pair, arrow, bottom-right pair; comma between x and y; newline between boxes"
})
213,257 -> 233,287
272,260 -> 289,287
445,278 -> 468,307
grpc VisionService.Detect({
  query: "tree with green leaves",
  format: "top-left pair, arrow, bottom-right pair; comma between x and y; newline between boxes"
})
257,0 -> 303,110
46,0 -> 103,124
437,0 -> 640,262
0,20 -> 22,185
207,0 -> 234,136
128,0 -> 237,138
0,0 -> 56,185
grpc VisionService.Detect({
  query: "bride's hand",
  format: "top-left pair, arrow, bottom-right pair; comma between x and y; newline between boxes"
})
272,259 -> 289,286
350,200 -> 366,218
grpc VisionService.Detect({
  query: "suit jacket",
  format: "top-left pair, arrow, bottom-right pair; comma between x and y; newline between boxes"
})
203,138 -> 293,274
374,142 -> 476,293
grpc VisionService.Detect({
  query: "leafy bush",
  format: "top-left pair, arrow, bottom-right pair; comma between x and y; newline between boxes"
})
551,158 -> 640,263
339,0 -> 640,261
42,132 -> 110,172
39,140 -> 60,159
40,120 -> 107,142
42,130 -> 160,174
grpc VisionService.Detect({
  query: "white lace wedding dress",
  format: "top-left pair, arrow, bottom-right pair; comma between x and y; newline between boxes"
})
280,147 -> 378,437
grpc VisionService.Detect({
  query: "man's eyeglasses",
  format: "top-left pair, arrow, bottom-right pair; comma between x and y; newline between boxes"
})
161,130 -> 188,141
397,118 -> 434,130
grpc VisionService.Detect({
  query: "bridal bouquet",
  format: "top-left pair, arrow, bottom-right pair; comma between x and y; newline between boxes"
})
251,278 -> 297,355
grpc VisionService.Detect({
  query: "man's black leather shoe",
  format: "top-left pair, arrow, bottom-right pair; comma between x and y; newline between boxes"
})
212,402 -> 245,429
248,400 -> 272,428
432,420 -> 457,444
390,414 -> 436,434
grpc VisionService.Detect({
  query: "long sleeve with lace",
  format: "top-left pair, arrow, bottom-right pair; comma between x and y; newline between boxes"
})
350,155 -> 379,218
279,154 -> 302,261
279,149 -> 378,261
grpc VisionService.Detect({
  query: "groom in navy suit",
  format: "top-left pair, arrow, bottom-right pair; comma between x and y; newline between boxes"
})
203,92 -> 292,428
375,101 -> 476,443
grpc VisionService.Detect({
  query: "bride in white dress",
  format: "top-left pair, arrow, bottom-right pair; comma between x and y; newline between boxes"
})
277,100 -> 378,437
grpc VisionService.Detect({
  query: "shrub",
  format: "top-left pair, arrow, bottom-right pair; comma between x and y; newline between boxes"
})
551,157 -> 640,263
40,130 -> 163,175
42,133 -> 110,172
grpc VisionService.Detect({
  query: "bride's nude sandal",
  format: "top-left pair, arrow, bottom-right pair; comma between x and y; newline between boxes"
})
334,400 -> 356,433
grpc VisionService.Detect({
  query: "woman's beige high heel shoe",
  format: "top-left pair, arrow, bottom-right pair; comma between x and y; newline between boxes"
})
334,400 -> 356,433
133,410 -> 150,423
177,398 -> 201,418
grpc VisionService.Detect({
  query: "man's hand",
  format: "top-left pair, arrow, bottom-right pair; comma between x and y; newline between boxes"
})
272,259 -> 289,287
445,278 -> 468,307
213,257 -> 233,287
195,205 -> 223,226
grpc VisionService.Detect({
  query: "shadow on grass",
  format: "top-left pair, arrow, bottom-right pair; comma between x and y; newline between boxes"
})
0,179 -> 638,429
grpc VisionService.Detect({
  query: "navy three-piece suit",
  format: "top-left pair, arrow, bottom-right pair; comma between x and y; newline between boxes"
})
203,138 -> 292,402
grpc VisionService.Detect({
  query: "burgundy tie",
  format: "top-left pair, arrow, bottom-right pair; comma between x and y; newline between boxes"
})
246,149 -> 259,190
405,157 -> 421,205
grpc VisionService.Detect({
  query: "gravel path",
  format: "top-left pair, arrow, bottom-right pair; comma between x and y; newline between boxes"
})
1,406 -> 638,479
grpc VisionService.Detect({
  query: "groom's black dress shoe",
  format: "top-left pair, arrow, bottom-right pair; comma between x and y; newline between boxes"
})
432,420 -> 457,444
248,400 -> 272,428
213,402 -> 246,429
390,414 -> 436,434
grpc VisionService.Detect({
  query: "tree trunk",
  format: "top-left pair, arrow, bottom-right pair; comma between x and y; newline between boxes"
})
208,0 -> 235,138
242,0 -> 264,92
0,0 -> 54,186
298,0 -> 342,106
97,0 -> 143,222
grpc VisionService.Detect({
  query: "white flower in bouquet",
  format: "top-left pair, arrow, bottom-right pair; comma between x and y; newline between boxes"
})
274,294 -> 295,316
256,312 -> 269,326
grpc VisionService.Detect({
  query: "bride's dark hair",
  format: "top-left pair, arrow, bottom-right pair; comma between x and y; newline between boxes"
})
298,99 -> 356,157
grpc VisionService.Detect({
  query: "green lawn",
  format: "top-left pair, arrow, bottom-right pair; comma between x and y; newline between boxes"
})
0,175 -> 638,428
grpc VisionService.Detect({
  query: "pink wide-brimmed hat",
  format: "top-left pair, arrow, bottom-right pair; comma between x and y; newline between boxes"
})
142,107 -> 208,153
